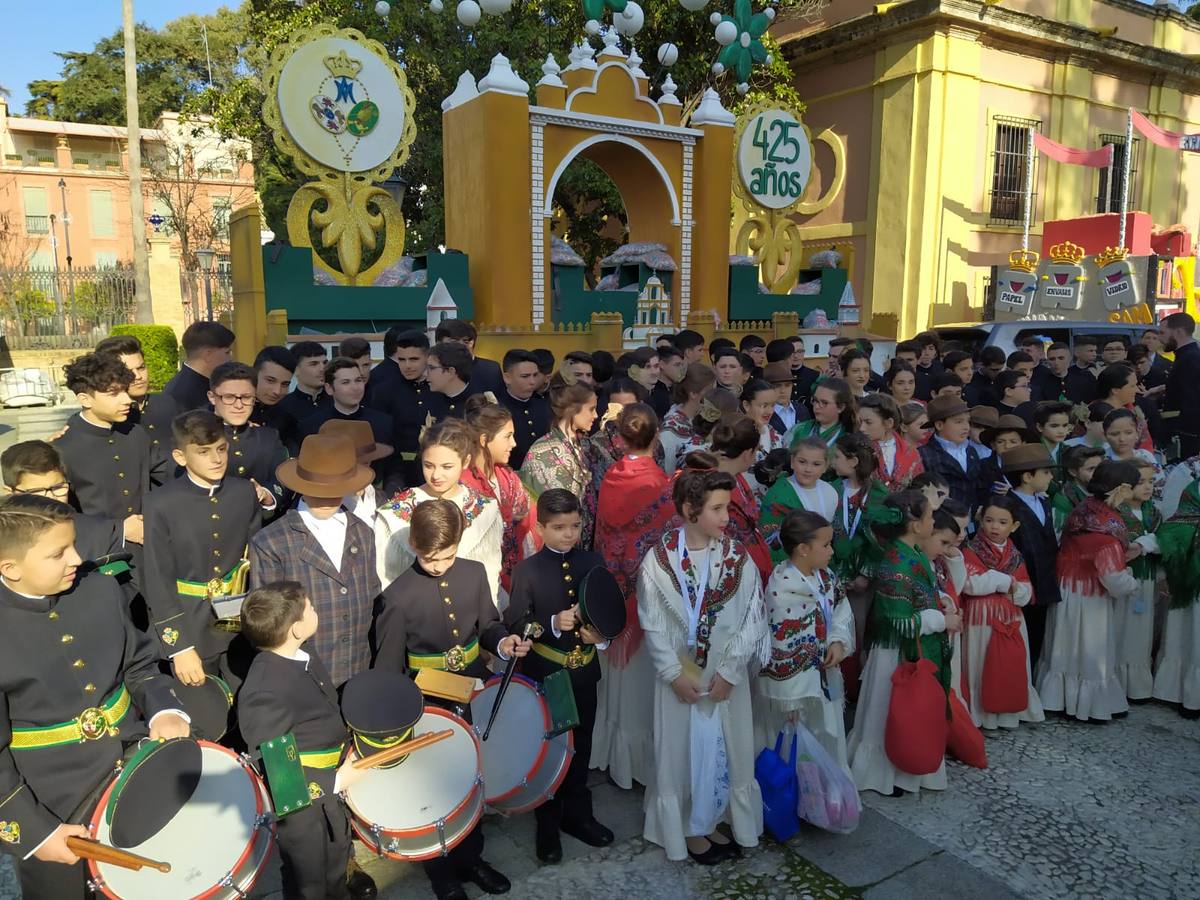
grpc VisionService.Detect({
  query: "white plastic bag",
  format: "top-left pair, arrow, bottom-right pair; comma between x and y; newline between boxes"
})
687,701 -> 730,835
793,723 -> 861,834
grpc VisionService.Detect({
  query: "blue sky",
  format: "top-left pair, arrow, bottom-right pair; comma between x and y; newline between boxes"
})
2,0 -> 230,113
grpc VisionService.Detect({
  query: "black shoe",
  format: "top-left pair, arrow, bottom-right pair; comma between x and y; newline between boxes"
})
1181,706 -> 1200,720
536,826 -> 563,864
561,817 -> 614,847
712,840 -> 741,861
457,861 -> 511,895
346,860 -> 378,899
433,882 -> 469,900
687,841 -> 726,866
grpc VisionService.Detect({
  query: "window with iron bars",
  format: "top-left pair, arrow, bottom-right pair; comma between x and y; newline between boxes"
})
988,116 -> 1041,225
1096,134 -> 1140,214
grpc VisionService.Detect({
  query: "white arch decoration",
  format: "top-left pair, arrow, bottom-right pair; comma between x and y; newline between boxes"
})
541,133 -> 682,226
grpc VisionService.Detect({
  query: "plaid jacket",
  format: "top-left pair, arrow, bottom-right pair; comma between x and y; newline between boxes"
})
249,509 -> 379,687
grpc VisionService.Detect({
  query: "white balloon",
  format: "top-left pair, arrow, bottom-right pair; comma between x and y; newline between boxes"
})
479,0 -> 511,13
456,0 -> 481,25
375,0 -> 390,13
765,53 -> 773,64
429,0 -> 444,10
737,81 -> 749,95
764,6 -> 776,19
739,31 -> 750,47
615,1 -> 644,35
678,0 -> 708,9
709,11 -> 722,25
714,20 -> 738,45
657,42 -> 679,67
712,61 -> 724,74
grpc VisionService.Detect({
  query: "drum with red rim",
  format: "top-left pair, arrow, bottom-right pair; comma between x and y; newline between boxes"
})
470,673 -> 573,815
87,740 -> 274,900
345,706 -> 483,861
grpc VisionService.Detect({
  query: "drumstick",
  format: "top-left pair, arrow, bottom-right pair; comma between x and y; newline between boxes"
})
481,622 -> 537,742
351,728 -> 455,770
66,836 -> 171,873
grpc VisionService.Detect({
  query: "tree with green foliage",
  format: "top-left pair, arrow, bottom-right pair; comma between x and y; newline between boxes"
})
24,7 -> 249,126
205,0 -> 803,270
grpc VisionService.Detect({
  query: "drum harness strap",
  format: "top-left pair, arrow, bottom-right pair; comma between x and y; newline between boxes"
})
531,642 -> 595,670
297,743 -> 345,769
407,638 -> 479,673
10,685 -> 131,749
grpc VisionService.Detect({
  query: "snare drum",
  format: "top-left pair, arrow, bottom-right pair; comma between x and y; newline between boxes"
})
346,706 -> 483,861
87,740 -> 274,899
470,673 -> 573,815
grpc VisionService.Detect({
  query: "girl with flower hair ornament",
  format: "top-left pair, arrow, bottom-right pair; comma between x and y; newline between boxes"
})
636,462 -> 770,864
374,418 -> 503,602
658,364 -> 717,475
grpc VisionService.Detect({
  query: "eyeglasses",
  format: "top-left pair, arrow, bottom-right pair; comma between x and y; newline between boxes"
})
426,365 -> 445,374
213,393 -> 254,406
13,483 -> 69,497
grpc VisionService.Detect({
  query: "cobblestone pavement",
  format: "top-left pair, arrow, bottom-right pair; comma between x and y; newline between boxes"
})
1,704 -> 1195,899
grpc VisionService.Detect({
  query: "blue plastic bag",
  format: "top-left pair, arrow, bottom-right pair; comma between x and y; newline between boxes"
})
754,730 -> 800,842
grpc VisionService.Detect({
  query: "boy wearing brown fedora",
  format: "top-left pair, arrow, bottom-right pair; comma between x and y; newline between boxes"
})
319,420 -> 391,527
919,396 -> 989,514
249,434 -> 379,690
1002,443 -> 1060,664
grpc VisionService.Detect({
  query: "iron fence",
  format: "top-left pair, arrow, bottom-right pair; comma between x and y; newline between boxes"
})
181,265 -> 234,325
0,265 -> 137,339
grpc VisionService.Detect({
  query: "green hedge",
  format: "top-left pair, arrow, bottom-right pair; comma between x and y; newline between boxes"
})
109,325 -> 179,391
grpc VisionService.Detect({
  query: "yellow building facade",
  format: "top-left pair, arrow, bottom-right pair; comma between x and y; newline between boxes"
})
775,0 -> 1200,339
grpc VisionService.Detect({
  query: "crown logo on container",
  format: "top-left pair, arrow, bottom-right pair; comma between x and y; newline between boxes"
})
324,50 -> 363,79
1093,246 -> 1129,268
1008,249 -> 1040,273
1047,242 -> 1086,265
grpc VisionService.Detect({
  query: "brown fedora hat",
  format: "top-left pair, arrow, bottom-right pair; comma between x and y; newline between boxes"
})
969,405 -> 1000,429
982,414 -> 1030,445
1000,443 -> 1054,474
320,419 -> 390,464
276,434 -> 374,497
926,395 -> 970,423
763,361 -> 795,384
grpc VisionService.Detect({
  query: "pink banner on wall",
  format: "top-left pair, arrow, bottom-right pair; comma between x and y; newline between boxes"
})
1131,109 -> 1200,152
1032,132 -> 1115,168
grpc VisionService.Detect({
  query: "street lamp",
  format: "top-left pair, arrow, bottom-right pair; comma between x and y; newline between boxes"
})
195,247 -> 216,321
381,172 -> 407,211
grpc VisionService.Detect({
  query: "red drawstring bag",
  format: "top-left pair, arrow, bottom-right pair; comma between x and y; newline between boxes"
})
841,650 -> 862,703
946,690 -> 987,769
981,616 -> 1029,714
885,640 -> 947,776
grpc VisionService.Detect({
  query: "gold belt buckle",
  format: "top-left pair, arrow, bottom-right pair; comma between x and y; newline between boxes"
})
444,645 -> 466,672
565,647 -> 586,669
206,578 -> 228,599
78,707 -> 109,741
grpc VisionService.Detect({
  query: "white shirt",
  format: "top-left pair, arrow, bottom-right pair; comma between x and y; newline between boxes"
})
773,402 -> 797,432
935,435 -> 971,472
1011,488 -> 1047,526
298,500 -> 349,570
878,436 -> 897,475
346,484 -> 377,527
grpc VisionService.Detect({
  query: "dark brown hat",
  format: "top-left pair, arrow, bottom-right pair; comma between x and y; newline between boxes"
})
320,419 -> 390,464
969,405 -> 1000,429
925,395 -> 970,423
1000,443 -> 1054,474
276,434 -> 374,497
983,414 -> 1030,445
762,361 -> 795,385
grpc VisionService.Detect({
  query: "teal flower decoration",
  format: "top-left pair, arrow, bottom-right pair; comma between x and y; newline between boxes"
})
582,0 -> 628,23
716,0 -> 772,87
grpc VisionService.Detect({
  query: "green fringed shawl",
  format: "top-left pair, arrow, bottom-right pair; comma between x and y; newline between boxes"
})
867,539 -> 951,694
831,477 -> 888,582
1052,481 -> 1087,536
1157,481 -> 1200,610
1118,501 -> 1162,583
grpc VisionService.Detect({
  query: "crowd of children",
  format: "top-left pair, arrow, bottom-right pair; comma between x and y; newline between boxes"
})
0,317 -> 1199,900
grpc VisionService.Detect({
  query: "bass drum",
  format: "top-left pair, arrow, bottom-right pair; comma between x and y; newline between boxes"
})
87,740 -> 274,899
345,706 -> 483,861
470,673 -> 573,815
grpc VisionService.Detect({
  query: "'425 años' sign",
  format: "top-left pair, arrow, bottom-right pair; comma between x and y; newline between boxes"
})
736,106 -> 812,211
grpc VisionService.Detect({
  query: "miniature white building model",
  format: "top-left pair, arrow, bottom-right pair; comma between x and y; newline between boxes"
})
426,277 -> 458,342
622,275 -> 675,348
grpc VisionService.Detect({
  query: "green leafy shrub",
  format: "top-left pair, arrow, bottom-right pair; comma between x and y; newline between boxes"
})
109,324 -> 179,391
